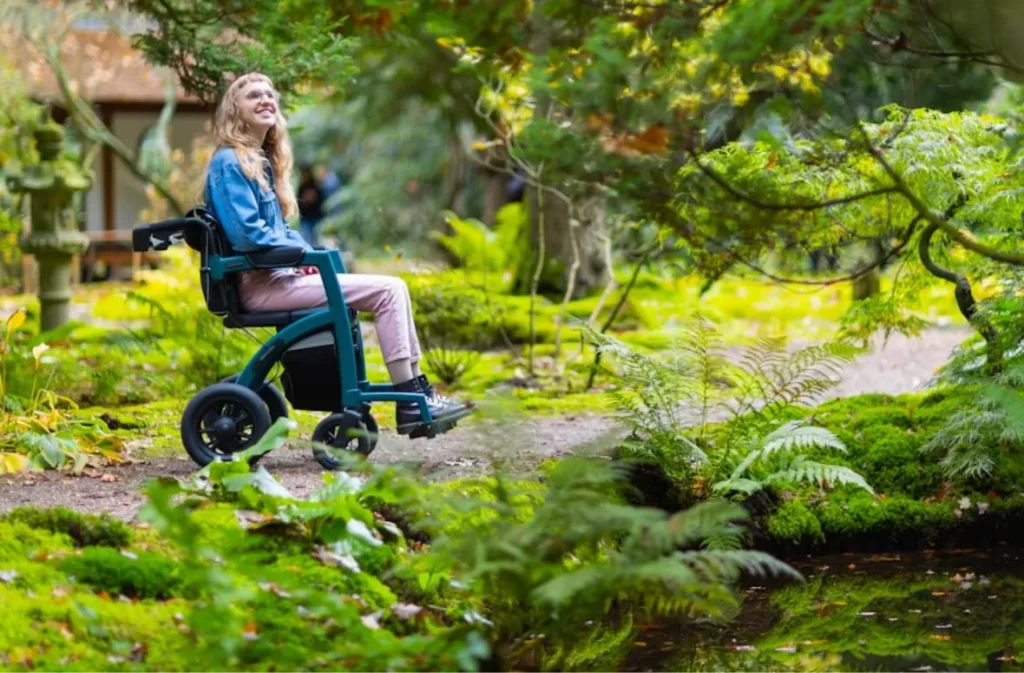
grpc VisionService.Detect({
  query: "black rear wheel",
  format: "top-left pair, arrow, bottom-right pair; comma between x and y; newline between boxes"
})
220,374 -> 289,421
181,383 -> 273,467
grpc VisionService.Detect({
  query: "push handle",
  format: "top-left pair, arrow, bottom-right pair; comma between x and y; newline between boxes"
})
132,216 -> 204,253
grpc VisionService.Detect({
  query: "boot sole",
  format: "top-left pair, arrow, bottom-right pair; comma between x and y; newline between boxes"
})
396,406 -> 477,437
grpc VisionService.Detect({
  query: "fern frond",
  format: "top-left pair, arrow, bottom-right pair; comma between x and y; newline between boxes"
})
674,549 -> 802,581
710,476 -> 762,496
639,499 -> 749,554
761,422 -> 847,456
764,457 -> 873,494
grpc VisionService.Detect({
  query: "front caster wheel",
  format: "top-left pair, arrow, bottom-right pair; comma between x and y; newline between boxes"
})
361,408 -> 380,455
181,383 -> 273,467
312,411 -> 373,470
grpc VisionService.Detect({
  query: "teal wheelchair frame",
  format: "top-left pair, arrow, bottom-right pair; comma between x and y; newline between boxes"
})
132,207 -> 469,469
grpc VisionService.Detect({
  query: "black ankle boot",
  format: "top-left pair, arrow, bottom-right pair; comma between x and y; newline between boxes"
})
394,378 -> 464,435
416,374 -> 475,410
416,374 -> 435,398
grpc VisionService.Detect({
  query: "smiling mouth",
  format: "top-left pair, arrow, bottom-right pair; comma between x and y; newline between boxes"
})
257,107 -> 275,116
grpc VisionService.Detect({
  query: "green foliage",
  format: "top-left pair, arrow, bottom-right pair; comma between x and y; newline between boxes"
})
405,273 -> 506,385
712,421 -> 873,497
0,309 -> 127,473
432,206 -> 525,275
925,346 -> 1024,481
58,547 -> 183,600
127,0 -> 358,104
0,506 -> 132,549
765,499 -> 824,544
409,457 -> 799,668
588,318 -> 863,499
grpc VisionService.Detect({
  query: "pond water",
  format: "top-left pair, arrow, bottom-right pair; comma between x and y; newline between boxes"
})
619,549 -> 1024,672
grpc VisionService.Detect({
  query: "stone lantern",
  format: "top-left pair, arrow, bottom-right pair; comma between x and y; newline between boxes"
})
6,122 -> 91,331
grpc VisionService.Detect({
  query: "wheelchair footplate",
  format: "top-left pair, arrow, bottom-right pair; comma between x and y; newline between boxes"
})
408,405 -> 477,439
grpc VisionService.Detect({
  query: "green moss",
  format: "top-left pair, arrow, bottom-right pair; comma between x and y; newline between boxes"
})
0,583 -> 186,671
57,547 -> 184,600
0,522 -> 74,589
815,491 -> 959,543
765,499 -> 824,544
1,507 -> 132,549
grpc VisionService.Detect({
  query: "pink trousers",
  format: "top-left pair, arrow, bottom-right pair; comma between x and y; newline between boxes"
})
238,269 -> 421,364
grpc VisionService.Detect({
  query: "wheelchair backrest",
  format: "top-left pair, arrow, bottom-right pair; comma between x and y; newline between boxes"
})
132,207 -> 245,317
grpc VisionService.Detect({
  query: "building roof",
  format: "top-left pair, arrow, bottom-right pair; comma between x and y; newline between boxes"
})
4,24 -> 203,107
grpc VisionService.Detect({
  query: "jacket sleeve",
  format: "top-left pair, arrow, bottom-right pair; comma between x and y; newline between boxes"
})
206,159 -> 280,252
284,228 -> 314,250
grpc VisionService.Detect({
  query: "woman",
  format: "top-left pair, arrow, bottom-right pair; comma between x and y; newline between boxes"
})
202,72 -> 467,434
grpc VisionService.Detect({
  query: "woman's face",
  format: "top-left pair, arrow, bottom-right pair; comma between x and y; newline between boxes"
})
238,79 -> 278,135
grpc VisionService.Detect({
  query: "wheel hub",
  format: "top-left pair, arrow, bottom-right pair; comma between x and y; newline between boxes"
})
212,416 -> 238,443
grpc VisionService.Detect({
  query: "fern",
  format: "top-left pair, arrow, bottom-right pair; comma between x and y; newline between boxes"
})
413,458 -> 799,668
924,359 -> 1024,480
761,422 -> 847,456
763,457 -> 873,493
711,421 -> 871,497
588,319 -> 863,501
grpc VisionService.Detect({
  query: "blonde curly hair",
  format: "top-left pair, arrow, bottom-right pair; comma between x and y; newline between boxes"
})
207,72 -> 298,219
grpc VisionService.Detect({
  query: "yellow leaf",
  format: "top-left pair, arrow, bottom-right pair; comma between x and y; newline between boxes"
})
6,308 -> 26,336
0,452 -> 29,474
100,449 -> 125,463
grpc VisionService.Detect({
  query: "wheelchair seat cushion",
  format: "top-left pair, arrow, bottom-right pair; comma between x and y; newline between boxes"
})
223,308 -> 322,328
222,306 -> 360,328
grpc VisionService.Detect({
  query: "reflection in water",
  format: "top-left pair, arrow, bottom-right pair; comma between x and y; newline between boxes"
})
617,551 -> 1024,672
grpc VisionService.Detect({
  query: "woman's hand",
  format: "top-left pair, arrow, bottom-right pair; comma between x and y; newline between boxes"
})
300,266 -> 320,276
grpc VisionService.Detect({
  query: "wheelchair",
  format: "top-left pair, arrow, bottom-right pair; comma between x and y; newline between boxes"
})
131,207 -> 474,470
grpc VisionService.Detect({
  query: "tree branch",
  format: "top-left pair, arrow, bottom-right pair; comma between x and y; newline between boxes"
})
858,122 -> 1024,266
918,221 -> 1002,372
686,148 -> 897,211
721,217 -> 920,287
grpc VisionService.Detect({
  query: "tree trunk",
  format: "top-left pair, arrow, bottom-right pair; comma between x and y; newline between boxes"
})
514,189 -> 610,298
481,166 -> 509,227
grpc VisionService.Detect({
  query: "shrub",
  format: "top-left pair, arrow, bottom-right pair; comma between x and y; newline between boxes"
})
406,274 -> 506,384
1,506 -> 132,548
58,547 -> 183,600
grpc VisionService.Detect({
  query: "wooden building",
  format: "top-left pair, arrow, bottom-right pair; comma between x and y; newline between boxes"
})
9,19 -> 214,280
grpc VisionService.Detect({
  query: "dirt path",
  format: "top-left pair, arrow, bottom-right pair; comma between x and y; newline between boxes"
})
0,327 -> 973,521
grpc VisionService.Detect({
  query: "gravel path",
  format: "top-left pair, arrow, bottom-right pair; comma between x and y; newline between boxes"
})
0,327 -> 973,521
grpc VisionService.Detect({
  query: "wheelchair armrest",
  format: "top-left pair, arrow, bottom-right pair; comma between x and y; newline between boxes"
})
244,247 -> 307,268
132,217 -> 205,252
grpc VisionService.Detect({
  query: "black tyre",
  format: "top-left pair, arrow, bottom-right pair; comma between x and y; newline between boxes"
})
312,411 -> 372,470
220,374 -> 289,421
181,383 -> 273,467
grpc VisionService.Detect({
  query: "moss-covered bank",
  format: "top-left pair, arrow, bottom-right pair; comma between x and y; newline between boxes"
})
750,389 -> 1024,556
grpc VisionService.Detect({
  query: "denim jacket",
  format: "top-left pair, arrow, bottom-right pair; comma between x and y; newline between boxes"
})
204,147 -> 312,253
